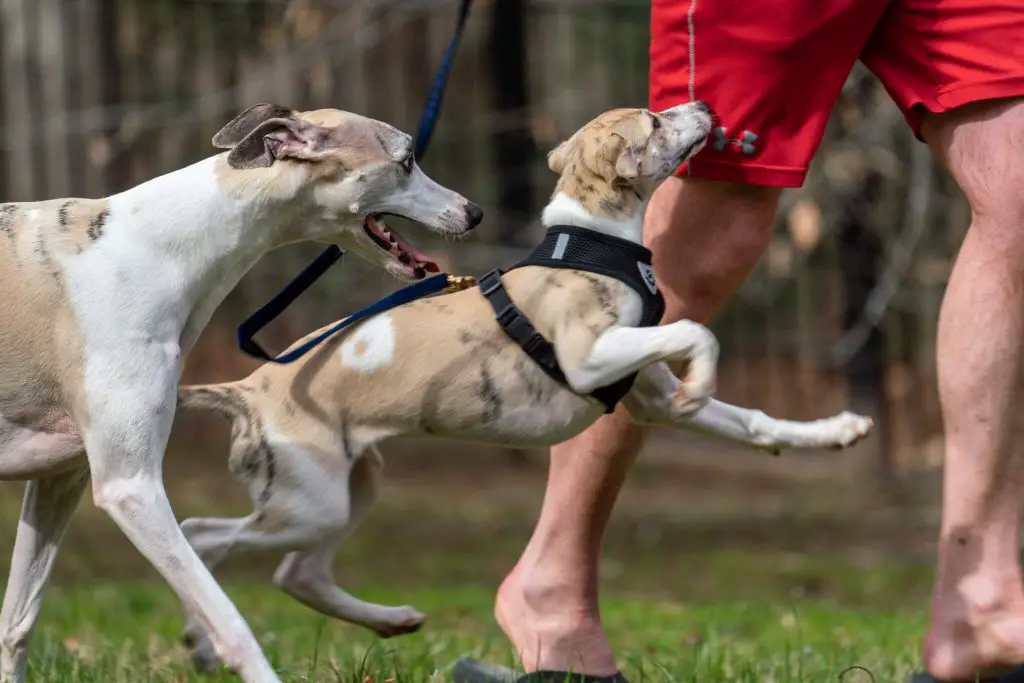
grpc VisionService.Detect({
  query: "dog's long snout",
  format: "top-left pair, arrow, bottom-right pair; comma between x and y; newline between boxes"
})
662,100 -> 714,121
465,203 -> 484,230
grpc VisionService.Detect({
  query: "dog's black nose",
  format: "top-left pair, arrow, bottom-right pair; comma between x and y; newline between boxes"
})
465,203 -> 484,229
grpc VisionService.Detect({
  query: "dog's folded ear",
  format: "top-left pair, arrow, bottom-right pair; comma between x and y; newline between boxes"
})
226,117 -> 332,170
547,135 -> 581,176
213,103 -> 295,150
610,136 -> 641,180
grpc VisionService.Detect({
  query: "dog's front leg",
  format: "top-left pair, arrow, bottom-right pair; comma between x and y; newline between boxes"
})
560,320 -> 720,413
623,364 -> 873,453
0,466 -> 89,683
80,346 -> 280,683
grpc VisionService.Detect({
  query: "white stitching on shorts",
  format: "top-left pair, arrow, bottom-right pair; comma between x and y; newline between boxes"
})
686,0 -> 698,176
687,0 -> 698,102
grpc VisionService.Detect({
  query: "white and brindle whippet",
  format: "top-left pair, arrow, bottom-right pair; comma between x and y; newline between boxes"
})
174,103 -> 874,675
0,103 -> 482,683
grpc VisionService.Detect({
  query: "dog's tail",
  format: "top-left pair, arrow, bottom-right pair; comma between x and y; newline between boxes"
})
177,382 -> 250,420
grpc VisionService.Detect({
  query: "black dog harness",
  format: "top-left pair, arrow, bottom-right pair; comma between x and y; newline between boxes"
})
478,225 -> 665,413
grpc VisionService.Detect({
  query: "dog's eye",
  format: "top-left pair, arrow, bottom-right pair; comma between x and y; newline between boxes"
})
400,155 -> 414,173
650,116 -> 661,131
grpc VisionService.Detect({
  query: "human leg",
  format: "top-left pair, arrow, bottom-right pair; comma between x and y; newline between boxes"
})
915,99 -> 1024,683
857,1 -> 1024,679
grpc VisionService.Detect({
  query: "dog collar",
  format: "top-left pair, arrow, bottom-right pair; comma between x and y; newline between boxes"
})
479,226 -> 665,413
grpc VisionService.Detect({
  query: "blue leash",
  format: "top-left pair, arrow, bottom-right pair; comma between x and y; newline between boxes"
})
245,273 -> 452,364
237,0 -> 474,364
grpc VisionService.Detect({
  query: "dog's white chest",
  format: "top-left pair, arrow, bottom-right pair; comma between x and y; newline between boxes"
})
338,314 -> 396,373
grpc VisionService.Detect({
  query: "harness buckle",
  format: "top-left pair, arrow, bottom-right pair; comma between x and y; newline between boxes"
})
479,269 -> 504,297
495,304 -> 520,329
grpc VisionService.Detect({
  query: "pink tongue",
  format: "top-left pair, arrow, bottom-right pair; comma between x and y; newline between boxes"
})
390,230 -> 439,272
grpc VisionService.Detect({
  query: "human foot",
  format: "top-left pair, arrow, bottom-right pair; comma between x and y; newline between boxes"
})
490,565 -> 619,676
919,575 -> 1024,682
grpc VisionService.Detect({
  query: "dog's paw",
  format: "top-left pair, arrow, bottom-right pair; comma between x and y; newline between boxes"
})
823,411 -> 874,450
673,375 -> 714,416
372,606 -> 426,639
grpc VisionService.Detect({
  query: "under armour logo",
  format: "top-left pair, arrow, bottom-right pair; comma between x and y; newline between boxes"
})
637,262 -> 658,294
711,126 -> 758,156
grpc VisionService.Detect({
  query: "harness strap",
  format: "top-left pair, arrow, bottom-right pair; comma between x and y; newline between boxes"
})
478,269 -> 636,414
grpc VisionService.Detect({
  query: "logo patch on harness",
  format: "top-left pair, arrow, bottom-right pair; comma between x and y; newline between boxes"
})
637,262 -> 658,294
711,126 -> 758,156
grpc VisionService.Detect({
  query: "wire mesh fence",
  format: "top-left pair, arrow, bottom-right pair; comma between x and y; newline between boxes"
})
0,0 -> 968,480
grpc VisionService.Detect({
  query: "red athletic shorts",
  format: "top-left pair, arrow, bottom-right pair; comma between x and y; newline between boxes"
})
650,0 -> 1024,188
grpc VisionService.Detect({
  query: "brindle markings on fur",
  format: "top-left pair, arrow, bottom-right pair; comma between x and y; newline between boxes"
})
256,441 -> 276,507
417,333 -> 507,433
598,193 -> 627,215
477,364 -> 502,423
87,208 -> 108,241
576,272 -> 616,316
181,385 -> 277,509
414,298 -> 453,316
0,205 -> 16,240
340,420 -> 353,460
514,356 -> 552,405
542,273 -> 564,290
34,233 -> 60,282
57,201 -> 73,232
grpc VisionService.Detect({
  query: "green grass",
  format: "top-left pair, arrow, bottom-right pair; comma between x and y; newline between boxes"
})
26,567 -> 926,682
1,444 -> 943,682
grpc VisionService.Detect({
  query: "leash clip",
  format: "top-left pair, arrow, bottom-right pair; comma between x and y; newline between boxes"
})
445,274 -> 477,293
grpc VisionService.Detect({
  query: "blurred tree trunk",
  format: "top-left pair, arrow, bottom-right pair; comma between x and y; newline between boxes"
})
96,0 -> 129,194
1,0 -> 35,200
838,173 -> 894,490
489,0 -> 535,245
490,0 -> 537,467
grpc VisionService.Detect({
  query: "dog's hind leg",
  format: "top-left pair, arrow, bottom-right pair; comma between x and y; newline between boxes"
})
0,465 -> 88,683
272,450 -> 425,638
624,363 -> 874,453
178,512 -> 337,674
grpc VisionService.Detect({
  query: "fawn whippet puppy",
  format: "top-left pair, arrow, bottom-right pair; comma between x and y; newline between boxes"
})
174,103 -> 873,675
0,103 -> 481,683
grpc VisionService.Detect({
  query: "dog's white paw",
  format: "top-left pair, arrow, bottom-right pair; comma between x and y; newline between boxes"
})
371,605 -> 426,639
673,375 -> 714,416
823,411 -> 874,450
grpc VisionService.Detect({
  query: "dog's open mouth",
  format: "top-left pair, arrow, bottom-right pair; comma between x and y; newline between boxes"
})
362,214 -> 440,279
